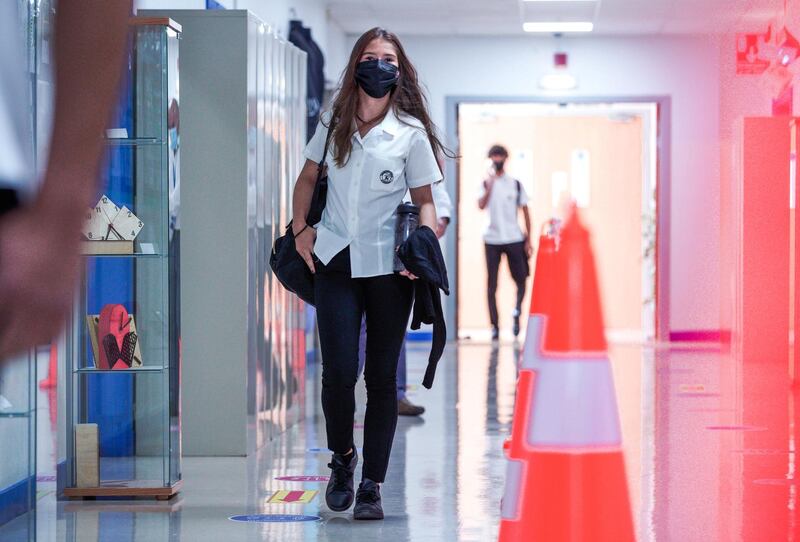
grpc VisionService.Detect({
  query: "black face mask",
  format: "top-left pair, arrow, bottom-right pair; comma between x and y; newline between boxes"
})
493,160 -> 506,173
355,59 -> 399,99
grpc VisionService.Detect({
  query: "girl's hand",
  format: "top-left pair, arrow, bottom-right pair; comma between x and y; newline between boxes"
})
294,224 -> 317,273
400,269 -> 418,280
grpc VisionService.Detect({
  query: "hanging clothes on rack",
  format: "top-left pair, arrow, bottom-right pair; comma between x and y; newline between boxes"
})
289,19 -> 325,142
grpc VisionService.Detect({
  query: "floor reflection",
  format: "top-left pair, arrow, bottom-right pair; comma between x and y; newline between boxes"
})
12,339 -> 800,541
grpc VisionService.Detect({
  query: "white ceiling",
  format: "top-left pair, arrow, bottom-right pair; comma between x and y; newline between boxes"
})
326,0 -> 784,36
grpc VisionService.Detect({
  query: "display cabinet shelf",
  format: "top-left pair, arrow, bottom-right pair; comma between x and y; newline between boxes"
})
64,17 -> 181,501
0,411 -> 33,419
80,252 -> 166,259
73,366 -> 165,375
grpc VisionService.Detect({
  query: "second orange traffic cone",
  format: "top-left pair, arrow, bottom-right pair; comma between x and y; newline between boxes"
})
504,220 -> 560,459
499,206 -> 635,542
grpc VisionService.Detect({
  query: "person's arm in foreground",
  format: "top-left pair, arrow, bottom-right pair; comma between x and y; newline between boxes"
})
0,0 -> 132,360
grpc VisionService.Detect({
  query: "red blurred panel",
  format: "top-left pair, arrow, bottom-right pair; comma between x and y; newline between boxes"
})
738,117 -> 792,366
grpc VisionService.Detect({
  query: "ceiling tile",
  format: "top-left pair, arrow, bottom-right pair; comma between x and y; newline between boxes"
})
327,0 -> 787,36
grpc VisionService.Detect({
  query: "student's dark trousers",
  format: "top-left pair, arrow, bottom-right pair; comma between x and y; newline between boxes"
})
485,241 -> 529,328
315,247 -> 413,483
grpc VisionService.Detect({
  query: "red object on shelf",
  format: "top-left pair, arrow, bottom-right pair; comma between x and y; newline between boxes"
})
97,304 -> 131,369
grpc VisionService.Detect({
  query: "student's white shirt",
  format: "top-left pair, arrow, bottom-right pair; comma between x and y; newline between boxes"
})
0,2 -> 35,195
303,110 -> 442,278
478,173 -> 529,245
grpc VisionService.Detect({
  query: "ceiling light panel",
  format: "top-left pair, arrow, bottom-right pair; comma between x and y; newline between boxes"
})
523,21 -> 594,32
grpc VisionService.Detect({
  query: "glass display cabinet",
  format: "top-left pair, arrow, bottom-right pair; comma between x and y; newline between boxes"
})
64,18 -> 182,499
0,352 -> 36,540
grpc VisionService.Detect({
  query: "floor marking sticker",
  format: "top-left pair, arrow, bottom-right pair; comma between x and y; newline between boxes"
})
267,490 -> 318,504
275,475 -> 329,482
706,425 -> 767,431
229,514 -> 321,523
676,392 -> 721,398
679,384 -> 706,393
657,367 -> 695,374
753,479 -> 796,486
733,449 -> 793,455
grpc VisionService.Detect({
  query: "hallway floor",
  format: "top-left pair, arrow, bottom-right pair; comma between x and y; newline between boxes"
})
12,338 -> 800,541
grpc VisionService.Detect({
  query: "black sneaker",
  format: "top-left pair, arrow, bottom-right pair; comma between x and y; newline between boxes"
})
512,310 -> 521,337
353,479 -> 384,520
491,326 -> 500,341
326,448 -> 358,512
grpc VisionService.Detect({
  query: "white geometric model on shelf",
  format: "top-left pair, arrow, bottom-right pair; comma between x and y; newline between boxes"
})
82,195 -> 144,241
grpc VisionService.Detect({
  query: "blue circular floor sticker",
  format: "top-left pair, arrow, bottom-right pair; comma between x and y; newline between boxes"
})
229,514 -> 321,523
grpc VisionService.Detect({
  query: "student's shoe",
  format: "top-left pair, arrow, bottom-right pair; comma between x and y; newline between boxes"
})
353,479 -> 384,520
398,397 -> 425,416
512,309 -> 521,337
326,448 -> 358,511
491,326 -> 500,341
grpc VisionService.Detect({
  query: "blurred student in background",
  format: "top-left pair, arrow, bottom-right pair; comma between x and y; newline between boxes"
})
477,144 -> 532,341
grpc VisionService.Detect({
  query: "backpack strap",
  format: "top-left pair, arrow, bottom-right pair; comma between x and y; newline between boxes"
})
515,179 -> 521,207
317,117 -> 336,178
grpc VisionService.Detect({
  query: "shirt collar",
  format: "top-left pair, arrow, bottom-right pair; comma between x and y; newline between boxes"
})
352,108 -> 402,142
379,109 -> 402,137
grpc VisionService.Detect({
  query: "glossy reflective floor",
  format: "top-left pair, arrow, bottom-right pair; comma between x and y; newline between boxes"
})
13,338 -> 800,541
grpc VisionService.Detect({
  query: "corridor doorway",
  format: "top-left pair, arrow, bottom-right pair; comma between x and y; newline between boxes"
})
454,101 -> 662,343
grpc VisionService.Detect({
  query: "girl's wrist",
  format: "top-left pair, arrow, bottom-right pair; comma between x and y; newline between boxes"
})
292,221 -> 308,236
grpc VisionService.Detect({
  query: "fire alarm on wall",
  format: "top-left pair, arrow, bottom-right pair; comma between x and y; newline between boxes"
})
540,52 -> 578,91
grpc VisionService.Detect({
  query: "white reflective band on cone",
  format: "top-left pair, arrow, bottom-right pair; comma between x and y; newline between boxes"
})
500,459 -> 525,520
520,315 -> 546,370
527,356 -> 622,447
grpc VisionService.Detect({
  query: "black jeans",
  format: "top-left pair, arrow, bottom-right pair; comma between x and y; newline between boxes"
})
485,241 -> 529,328
315,247 -> 413,482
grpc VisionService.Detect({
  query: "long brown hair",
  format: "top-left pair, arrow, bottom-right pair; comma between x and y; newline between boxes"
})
325,27 -> 455,168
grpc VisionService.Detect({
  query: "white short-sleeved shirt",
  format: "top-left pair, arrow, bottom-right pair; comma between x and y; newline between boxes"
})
0,2 -> 35,195
478,173 -> 529,245
303,110 -> 442,277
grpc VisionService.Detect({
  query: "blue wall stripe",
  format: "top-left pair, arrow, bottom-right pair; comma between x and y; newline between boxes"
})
0,474 -> 35,526
407,330 -> 433,342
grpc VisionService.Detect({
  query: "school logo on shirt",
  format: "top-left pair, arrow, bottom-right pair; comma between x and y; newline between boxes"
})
379,170 -> 394,184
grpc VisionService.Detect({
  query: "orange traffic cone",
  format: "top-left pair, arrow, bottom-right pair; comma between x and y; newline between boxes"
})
499,206 -> 635,542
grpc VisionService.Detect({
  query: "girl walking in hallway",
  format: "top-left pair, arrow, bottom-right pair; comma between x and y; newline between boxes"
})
291,27 -> 449,520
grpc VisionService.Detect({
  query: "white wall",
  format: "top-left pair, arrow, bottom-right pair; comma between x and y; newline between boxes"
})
356,34 -> 723,332
134,0 -> 347,84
